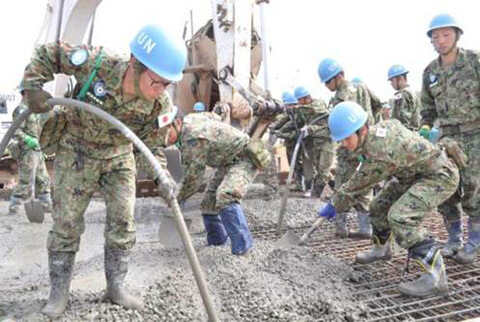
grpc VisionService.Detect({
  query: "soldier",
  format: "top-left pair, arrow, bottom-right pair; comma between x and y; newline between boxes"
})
292,86 -> 333,199
318,101 -> 459,297
318,58 -> 384,239
421,14 -> 480,264
387,64 -> 421,130
164,111 -> 271,255
20,25 -> 186,317
8,88 -> 51,215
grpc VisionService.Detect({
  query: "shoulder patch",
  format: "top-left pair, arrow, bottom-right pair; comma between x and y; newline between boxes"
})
70,49 -> 89,66
375,127 -> 387,138
394,92 -> 402,100
93,79 -> 107,98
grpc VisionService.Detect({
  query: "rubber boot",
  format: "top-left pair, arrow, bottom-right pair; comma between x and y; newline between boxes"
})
219,203 -> 253,255
202,214 -> 228,246
303,180 -> 312,198
398,240 -> 448,297
355,233 -> 393,264
335,213 -> 349,238
441,219 -> 463,258
312,182 -> 326,199
38,193 -> 52,213
8,195 -> 22,215
42,251 -> 76,318
349,212 -> 372,239
105,247 -> 143,311
455,219 -> 480,265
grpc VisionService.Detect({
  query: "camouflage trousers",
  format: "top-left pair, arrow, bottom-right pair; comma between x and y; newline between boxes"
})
201,156 -> 258,214
335,146 -> 372,212
438,129 -> 480,223
370,158 -> 459,249
303,138 -> 334,187
12,148 -> 50,199
47,147 -> 136,253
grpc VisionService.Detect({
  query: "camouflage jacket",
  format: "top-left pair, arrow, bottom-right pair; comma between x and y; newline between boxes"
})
421,48 -> 480,128
277,99 -> 330,140
177,113 -> 250,200
12,101 -> 45,141
329,81 -> 383,125
21,41 -> 172,178
391,85 -> 421,130
332,120 -> 450,212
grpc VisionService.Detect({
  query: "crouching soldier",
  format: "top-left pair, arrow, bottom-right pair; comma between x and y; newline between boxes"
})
165,110 -> 270,255
318,101 -> 459,297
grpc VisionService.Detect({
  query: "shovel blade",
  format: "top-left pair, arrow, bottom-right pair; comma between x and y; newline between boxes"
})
24,200 -> 45,223
158,215 -> 193,249
275,230 -> 302,249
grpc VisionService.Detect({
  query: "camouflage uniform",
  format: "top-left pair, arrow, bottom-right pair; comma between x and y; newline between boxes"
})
22,42 -> 172,252
329,81 -> 383,212
391,85 -> 421,130
421,48 -> 480,262
332,120 -> 459,249
176,113 -> 268,255
293,99 -> 334,197
9,101 -> 51,209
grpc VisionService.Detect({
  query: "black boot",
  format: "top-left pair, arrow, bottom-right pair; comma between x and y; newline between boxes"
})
311,182 -> 326,199
355,231 -> 393,264
398,239 -> 448,297
441,219 -> 463,258
42,251 -> 76,318
105,247 -> 143,310
349,212 -> 372,239
455,218 -> 480,265
335,212 -> 349,238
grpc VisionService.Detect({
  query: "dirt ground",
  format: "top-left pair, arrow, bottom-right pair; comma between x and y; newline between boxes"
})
0,190 -> 368,321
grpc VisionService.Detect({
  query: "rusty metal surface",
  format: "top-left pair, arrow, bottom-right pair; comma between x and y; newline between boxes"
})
255,213 -> 480,321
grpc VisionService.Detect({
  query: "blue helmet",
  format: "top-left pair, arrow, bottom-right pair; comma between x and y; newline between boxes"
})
130,24 -> 187,82
281,92 -> 298,104
318,58 -> 343,83
351,77 -> 363,84
387,64 -> 409,80
328,101 -> 368,141
427,14 -> 463,37
193,102 -> 206,112
293,86 -> 310,100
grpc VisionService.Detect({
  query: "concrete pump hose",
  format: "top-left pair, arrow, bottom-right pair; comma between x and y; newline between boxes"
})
0,98 -> 219,322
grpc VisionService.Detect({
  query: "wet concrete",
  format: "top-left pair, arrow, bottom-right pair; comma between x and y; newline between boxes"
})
0,192 -> 368,321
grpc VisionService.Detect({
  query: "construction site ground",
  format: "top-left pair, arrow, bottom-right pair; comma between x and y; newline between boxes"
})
1,188 -> 480,321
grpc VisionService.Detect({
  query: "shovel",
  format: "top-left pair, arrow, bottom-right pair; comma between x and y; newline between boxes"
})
158,211 -> 193,249
24,152 -> 45,223
275,217 -> 326,248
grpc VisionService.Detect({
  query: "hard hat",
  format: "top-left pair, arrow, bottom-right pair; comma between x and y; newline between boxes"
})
427,14 -> 463,37
387,64 -> 409,80
318,58 -> 343,83
293,86 -> 310,100
328,101 -> 368,141
193,102 -> 206,112
351,77 -> 363,84
281,92 -> 298,104
130,24 -> 187,82
158,105 -> 178,128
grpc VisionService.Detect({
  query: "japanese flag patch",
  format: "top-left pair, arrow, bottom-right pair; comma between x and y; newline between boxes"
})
375,127 -> 387,138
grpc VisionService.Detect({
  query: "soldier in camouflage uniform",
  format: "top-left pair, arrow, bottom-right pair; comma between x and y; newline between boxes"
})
291,86 -> 333,198
421,14 -> 480,264
318,58 -> 384,239
165,111 -> 270,255
387,64 -> 421,130
8,90 -> 51,215
20,25 -> 186,317
319,101 -> 459,297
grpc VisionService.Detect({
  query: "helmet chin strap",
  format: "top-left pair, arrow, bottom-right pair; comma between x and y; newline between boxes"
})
133,60 -> 149,101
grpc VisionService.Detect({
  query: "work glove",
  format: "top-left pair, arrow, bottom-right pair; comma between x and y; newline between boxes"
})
24,135 -> 39,149
24,89 -> 53,113
317,201 -> 337,220
300,125 -> 309,138
419,125 -> 430,139
154,176 -> 177,201
428,127 -> 440,143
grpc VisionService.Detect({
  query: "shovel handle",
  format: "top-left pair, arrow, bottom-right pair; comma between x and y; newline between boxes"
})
299,217 -> 326,245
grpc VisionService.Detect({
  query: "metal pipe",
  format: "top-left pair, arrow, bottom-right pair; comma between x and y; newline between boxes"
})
0,99 -> 219,322
258,1 -> 270,97
55,0 -> 65,41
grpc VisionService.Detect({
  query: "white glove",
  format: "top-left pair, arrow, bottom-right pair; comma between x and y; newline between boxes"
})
301,125 -> 309,138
